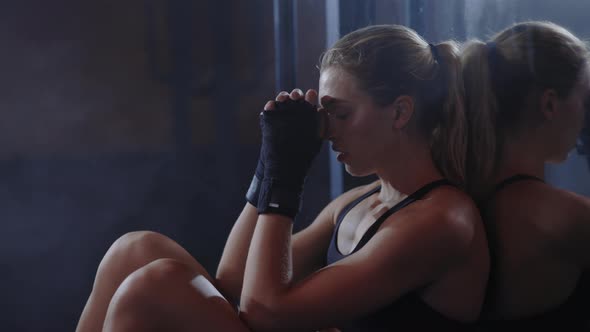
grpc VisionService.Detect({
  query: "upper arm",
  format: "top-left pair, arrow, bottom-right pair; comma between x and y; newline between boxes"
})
291,200 -> 336,282
291,184 -> 375,282
242,206 -> 474,331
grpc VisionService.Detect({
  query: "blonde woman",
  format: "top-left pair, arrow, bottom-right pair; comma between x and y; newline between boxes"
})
78,25 -> 489,331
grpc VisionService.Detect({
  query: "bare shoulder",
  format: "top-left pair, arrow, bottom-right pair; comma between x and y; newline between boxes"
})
554,187 -> 590,217
325,180 -> 381,225
365,185 -> 483,280
491,181 -> 590,261
496,181 -> 589,228
424,185 -> 480,227
543,186 -> 590,266
489,180 -> 559,226
385,185 -> 481,254
425,185 -> 480,242
549,186 -> 590,240
491,179 -> 569,212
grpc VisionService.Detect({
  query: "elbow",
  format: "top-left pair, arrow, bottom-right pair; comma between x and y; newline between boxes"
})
215,261 -> 235,282
214,270 -> 241,304
239,296 -> 285,332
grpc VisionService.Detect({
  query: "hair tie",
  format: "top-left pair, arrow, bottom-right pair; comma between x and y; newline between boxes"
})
428,43 -> 440,63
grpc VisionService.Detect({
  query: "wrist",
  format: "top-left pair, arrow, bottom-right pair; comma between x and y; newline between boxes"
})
245,175 -> 262,207
257,177 -> 304,220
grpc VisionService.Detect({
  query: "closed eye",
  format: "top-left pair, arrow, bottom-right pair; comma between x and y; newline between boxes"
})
326,107 -> 351,120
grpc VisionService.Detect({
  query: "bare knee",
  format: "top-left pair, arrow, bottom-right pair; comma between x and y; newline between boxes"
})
95,231 -> 199,287
104,259 -> 246,332
79,234 -> 204,332
104,259 -> 198,330
123,258 -> 196,288
100,231 -> 172,271
107,259 -> 191,309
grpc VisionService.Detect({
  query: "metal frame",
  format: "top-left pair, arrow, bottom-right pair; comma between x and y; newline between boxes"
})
273,0 -> 298,93
325,0 -> 343,199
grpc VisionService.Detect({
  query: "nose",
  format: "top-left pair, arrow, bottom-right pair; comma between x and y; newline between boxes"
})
318,108 -> 332,140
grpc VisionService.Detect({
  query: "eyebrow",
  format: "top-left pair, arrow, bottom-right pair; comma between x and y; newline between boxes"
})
320,97 -> 350,109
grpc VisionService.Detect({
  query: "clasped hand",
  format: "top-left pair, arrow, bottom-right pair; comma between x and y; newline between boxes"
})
255,89 -> 327,219
259,89 -> 326,185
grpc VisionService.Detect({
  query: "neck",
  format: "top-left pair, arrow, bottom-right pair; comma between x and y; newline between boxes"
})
375,138 -> 443,198
497,135 -> 546,181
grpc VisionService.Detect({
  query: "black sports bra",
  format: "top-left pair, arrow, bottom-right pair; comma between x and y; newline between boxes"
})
325,180 -> 475,331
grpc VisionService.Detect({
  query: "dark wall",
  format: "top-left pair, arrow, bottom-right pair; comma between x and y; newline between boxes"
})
0,1 -> 329,330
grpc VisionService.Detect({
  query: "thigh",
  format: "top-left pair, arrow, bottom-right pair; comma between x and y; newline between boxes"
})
93,230 -> 215,297
104,258 -> 250,332
77,231 -> 214,332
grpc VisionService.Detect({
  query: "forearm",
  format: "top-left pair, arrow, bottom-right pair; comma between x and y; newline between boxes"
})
240,214 -> 294,323
239,95 -> 322,307
216,202 -> 259,303
237,90 -> 323,321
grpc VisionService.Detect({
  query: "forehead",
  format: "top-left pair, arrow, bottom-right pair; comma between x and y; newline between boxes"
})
318,67 -> 363,103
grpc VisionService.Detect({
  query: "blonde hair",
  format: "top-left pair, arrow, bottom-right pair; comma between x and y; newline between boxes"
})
319,25 -> 467,186
462,21 -> 590,198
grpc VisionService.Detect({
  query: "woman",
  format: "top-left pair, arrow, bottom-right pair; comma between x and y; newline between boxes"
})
77,25 -> 489,331
462,21 -> 590,329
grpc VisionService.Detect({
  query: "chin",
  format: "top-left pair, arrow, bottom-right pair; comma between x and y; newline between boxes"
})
547,151 -> 570,164
546,141 -> 578,163
344,164 -> 374,177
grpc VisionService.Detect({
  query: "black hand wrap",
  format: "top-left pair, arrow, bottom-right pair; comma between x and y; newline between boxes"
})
257,99 -> 324,219
245,155 -> 264,207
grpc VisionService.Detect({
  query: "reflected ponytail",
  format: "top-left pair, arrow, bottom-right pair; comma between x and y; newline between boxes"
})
461,22 -> 590,199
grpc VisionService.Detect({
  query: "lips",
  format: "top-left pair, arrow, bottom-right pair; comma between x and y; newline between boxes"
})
330,143 -> 342,153
331,145 -> 347,162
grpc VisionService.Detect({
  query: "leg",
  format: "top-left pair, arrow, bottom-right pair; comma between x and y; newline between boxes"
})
103,258 -> 250,332
77,231 -> 211,332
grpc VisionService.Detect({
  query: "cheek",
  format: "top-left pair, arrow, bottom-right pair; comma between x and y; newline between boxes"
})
354,112 -> 389,135
555,110 -> 581,153
556,100 -> 582,135
348,120 -> 381,148
353,122 -> 392,159
335,112 -> 390,152
568,96 -> 586,126
326,117 -> 346,138
577,107 -> 587,129
569,105 -> 586,136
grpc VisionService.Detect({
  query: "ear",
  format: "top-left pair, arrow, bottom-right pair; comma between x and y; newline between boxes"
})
540,88 -> 559,121
390,95 -> 415,130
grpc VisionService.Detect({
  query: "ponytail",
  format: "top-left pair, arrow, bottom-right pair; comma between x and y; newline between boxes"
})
428,42 -> 467,188
461,41 -> 499,199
